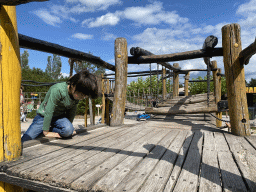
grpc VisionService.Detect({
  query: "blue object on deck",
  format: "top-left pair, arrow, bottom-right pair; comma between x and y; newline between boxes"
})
136,113 -> 150,121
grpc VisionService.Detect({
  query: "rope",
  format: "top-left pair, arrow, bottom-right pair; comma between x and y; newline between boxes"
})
209,113 -> 231,122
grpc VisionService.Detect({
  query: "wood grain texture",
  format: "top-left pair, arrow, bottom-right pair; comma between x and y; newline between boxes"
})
163,131 -> 194,192
111,38 -> 128,126
212,61 -> 222,127
214,132 -> 247,191
199,131 -> 221,192
70,127 -> 155,191
173,131 -> 203,192
146,102 -> 217,115
114,130 -> 180,192
222,23 -> 250,136
42,127 -> 145,188
92,129 -> 170,191
224,133 -> 256,191
140,130 -> 188,192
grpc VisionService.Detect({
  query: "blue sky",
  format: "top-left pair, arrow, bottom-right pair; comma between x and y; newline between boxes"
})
17,0 -> 256,84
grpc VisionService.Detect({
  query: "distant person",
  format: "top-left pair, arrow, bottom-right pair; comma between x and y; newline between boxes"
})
20,86 -> 27,122
21,69 -> 98,142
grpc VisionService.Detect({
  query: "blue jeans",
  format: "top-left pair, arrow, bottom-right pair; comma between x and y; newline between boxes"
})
21,113 -> 74,142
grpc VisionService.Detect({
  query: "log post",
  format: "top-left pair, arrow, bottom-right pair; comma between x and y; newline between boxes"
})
92,99 -> 95,125
68,58 -> 75,77
222,23 -> 250,136
173,63 -> 179,98
218,68 -> 223,126
0,5 -> 24,191
110,38 -> 128,126
184,72 -> 190,96
106,79 -> 110,125
212,61 -> 222,127
101,74 -> 105,124
162,67 -> 166,100
84,98 -> 89,127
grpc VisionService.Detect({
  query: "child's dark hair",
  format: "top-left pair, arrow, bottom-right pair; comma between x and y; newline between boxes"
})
66,69 -> 99,99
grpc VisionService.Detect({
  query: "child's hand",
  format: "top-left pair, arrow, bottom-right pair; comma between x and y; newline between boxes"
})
43,131 -> 62,138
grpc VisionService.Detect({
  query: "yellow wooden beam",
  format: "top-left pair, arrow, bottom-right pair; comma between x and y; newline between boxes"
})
0,5 -> 23,192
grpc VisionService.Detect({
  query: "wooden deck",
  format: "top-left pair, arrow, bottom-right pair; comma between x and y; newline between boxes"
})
0,114 -> 256,192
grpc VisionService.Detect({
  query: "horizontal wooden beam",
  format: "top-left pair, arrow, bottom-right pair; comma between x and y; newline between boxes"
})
128,48 -> 223,64
145,102 -> 218,115
0,0 -> 47,5
130,47 -> 181,71
18,34 -> 116,71
217,72 -> 225,77
239,37 -> 256,65
189,80 -> 213,82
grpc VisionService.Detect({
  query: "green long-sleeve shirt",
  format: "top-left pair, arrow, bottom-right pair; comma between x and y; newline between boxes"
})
37,82 -> 79,131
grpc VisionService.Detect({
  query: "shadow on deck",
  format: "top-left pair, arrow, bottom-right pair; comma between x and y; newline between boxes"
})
0,114 -> 256,192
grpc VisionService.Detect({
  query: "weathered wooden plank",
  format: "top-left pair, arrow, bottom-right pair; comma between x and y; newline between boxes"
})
70,127 -> 163,191
6,127 -> 132,177
43,127 -> 157,188
224,133 -> 256,191
1,127 -> 121,171
163,131 -> 194,192
158,98 -> 215,107
199,131 -> 222,192
146,103 -> 217,115
172,131 -> 203,192
31,127 -> 149,183
245,136 -> 256,149
139,130 -> 189,192
18,126 -> 141,182
0,172 -> 74,192
114,130 -> 180,192
214,132 -> 247,192
92,129 -> 171,191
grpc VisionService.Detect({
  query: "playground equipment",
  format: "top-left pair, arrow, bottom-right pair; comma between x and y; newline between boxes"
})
1,1 -> 256,191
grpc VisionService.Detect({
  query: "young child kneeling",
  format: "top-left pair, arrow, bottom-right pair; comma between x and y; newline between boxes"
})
21,69 -> 98,142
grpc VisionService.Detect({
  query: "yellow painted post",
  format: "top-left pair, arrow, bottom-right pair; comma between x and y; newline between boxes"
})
0,5 -> 23,191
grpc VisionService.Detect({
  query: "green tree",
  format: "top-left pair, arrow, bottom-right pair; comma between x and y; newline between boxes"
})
188,75 -> 227,96
20,50 -> 30,70
45,54 -> 62,80
248,78 -> 256,87
73,52 -> 105,76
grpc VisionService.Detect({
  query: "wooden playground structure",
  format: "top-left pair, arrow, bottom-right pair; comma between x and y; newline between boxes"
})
1,2 -> 256,191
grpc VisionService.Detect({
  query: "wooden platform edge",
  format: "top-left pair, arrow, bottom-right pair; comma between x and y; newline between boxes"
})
0,172 -> 75,192
22,124 -> 108,149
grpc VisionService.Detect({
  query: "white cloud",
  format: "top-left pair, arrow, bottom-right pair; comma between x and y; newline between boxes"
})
82,1 -> 189,28
33,9 -> 62,26
82,13 -> 120,28
102,33 -> 117,41
71,33 -> 93,40
66,0 -> 121,12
